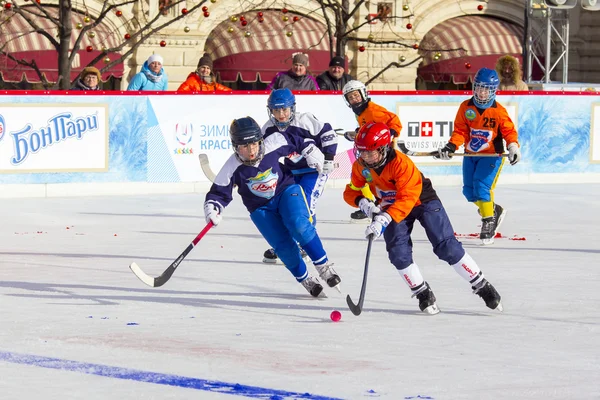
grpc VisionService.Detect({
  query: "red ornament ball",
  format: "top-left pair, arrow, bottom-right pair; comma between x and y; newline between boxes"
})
257,11 -> 264,17
201,6 -> 207,12
241,20 -> 247,26
413,43 -> 419,49
183,8 -> 190,14
5,3 -> 12,9
160,40 -> 167,47
359,46 -> 366,52
330,310 -> 342,322
406,23 -> 412,30
258,17 -> 264,23
293,16 -> 299,22
203,11 -> 210,17
465,62 -> 472,69
477,4 -> 484,11
115,10 -> 123,17
282,8 -> 288,13
124,33 -> 131,40
86,45 -> 93,52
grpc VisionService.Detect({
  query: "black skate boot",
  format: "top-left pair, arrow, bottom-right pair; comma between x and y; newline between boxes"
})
300,276 -> 325,298
494,203 -> 506,233
472,279 -> 503,311
412,282 -> 440,315
350,210 -> 369,222
263,248 -> 278,264
315,262 -> 341,291
480,216 -> 497,245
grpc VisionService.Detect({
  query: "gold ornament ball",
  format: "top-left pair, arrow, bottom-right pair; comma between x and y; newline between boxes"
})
433,54 -> 440,61
210,0 -> 217,3
227,26 -> 234,33
84,16 -> 91,23
102,46 -> 108,52
244,31 -> 251,37
368,34 -> 374,40
88,31 -> 96,38
184,26 -> 190,33
403,4 -> 409,11
435,52 -> 442,58
230,16 -> 238,22
400,56 -> 406,62
76,23 -> 83,29
286,31 -> 293,37
104,57 -> 111,63
282,16 -> 289,22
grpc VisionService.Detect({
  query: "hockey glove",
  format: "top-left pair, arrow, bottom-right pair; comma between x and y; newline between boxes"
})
358,198 -> 381,219
322,160 -> 336,174
302,144 -> 325,173
203,201 -> 222,226
507,142 -> 521,166
365,212 -> 392,240
434,142 -> 457,160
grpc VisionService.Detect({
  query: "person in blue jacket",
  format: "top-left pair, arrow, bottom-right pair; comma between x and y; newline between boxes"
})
203,117 -> 341,297
127,54 -> 168,91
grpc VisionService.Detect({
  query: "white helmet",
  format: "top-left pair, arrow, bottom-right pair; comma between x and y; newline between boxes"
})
342,80 -> 369,108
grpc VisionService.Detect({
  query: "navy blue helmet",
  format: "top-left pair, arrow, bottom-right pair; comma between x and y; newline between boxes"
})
472,68 -> 500,109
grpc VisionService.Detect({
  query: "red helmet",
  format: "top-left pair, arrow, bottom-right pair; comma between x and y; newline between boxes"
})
354,122 -> 391,168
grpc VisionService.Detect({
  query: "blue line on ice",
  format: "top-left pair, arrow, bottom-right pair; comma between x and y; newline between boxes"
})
0,351 -> 344,399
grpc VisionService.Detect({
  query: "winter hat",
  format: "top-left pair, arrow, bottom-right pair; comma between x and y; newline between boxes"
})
81,66 -> 101,80
292,53 -> 309,67
147,54 -> 164,64
197,53 -> 213,69
329,56 -> 345,68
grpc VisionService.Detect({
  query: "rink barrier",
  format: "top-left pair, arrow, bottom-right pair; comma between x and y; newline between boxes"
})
0,91 -> 599,198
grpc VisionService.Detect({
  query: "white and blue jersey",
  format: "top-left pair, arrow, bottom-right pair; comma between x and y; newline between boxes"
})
205,131 -> 314,213
262,112 -> 337,173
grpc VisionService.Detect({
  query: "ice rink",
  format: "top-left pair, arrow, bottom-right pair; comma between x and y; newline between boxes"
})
1,183 -> 598,400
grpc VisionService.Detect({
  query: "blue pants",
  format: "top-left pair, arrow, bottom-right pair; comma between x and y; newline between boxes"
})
292,171 -> 328,223
383,199 -> 465,270
250,184 -> 327,281
462,156 -> 504,202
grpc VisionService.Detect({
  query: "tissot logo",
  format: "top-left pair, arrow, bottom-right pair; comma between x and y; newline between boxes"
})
407,121 -> 454,137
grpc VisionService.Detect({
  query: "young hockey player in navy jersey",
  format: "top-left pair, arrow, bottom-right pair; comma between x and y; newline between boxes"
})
203,117 -> 341,297
261,88 -> 338,263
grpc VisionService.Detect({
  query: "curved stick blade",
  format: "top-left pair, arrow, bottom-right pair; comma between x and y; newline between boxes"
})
346,294 -> 362,316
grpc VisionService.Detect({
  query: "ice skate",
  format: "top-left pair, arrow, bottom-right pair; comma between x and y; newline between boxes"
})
480,216 -> 497,245
494,203 -> 506,233
300,275 -> 325,298
315,262 -> 341,292
472,279 -> 503,311
350,209 -> 369,223
263,248 -> 278,264
412,282 -> 440,315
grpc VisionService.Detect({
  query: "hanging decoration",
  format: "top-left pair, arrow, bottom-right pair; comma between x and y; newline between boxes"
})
282,15 -> 289,22
244,31 -> 251,37
84,16 -> 91,23
104,57 -> 111,63
76,23 -> 83,29
88,31 -> 96,38
477,4 -> 484,11
183,8 -> 190,14
160,40 -> 167,47
367,34 -> 374,41
359,46 -> 366,52
399,56 -> 406,62
282,8 -> 288,13
230,16 -> 238,22
184,26 -> 190,33
402,4 -> 409,11
4,3 -> 12,10
406,23 -> 412,30
286,31 -> 293,37
465,62 -> 472,69
293,16 -> 299,22
86,46 -> 93,52
203,11 -> 210,17
227,26 -> 234,33
412,43 -> 419,49
124,33 -> 131,40
115,10 -> 123,17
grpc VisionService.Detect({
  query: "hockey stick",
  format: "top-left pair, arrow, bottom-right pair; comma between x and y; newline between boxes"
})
397,141 -> 508,158
199,153 -> 217,182
129,221 -> 214,287
346,233 -> 374,316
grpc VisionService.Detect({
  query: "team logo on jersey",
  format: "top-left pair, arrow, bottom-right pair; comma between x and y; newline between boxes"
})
0,114 -> 5,142
286,151 -> 303,163
465,109 -> 477,121
361,168 -> 373,182
378,190 -> 396,206
247,168 -> 279,199
467,129 -> 492,152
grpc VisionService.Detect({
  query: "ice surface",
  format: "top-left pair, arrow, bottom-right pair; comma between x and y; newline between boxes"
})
1,184 -> 598,399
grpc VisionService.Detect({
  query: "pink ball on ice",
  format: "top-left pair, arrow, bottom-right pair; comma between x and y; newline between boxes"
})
330,310 -> 342,322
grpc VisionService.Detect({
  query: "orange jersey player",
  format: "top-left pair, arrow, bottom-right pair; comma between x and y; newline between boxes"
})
341,80 -> 401,221
343,121 -> 503,314
435,68 -> 521,245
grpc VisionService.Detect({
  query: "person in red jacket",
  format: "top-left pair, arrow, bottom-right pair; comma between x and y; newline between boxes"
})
177,53 -> 232,92
343,121 -> 503,314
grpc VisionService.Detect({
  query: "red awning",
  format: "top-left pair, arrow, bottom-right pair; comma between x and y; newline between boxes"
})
206,10 -> 331,83
417,16 -> 525,84
0,6 -> 124,83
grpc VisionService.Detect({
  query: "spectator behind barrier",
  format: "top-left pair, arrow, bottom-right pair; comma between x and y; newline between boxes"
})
316,56 -> 354,91
267,53 -> 320,91
127,54 -> 169,91
177,53 -> 232,92
495,55 -> 528,91
71,67 -> 102,91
